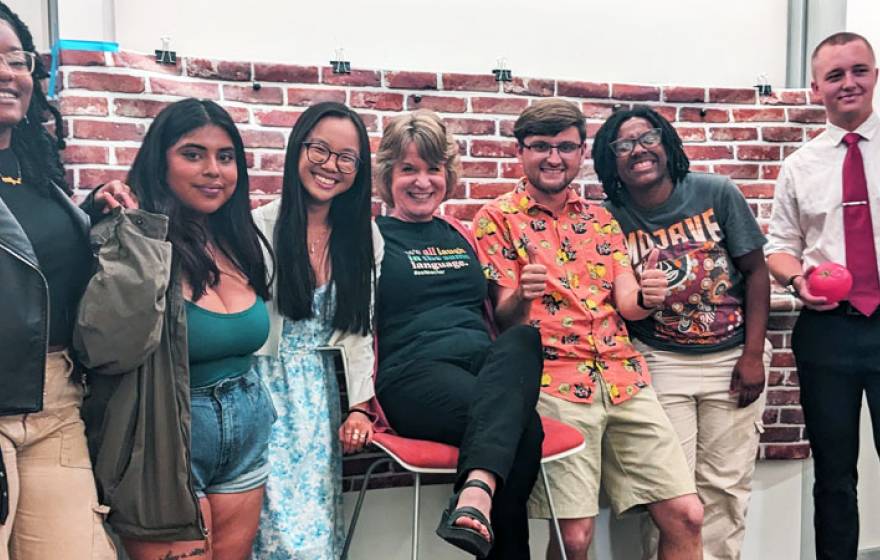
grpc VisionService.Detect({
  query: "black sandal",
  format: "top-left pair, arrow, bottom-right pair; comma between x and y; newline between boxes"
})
435,478 -> 495,558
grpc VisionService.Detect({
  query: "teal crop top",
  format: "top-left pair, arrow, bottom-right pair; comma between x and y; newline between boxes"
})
185,297 -> 270,388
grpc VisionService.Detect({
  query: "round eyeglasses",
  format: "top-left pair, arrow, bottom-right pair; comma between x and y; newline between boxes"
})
302,142 -> 360,174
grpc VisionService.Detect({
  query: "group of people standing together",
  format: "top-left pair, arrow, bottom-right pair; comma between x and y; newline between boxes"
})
0,0 -> 877,555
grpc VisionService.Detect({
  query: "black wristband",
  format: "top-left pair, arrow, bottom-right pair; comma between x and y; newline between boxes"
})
347,407 -> 376,422
636,290 -> 653,311
786,274 -> 803,297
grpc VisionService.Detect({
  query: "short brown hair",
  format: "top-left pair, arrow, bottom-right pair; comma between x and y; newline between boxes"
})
513,99 -> 586,144
374,110 -> 461,207
811,32 -> 876,74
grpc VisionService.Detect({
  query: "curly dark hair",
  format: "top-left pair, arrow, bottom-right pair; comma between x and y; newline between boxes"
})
592,106 -> 689,204
0,1 -> 67,194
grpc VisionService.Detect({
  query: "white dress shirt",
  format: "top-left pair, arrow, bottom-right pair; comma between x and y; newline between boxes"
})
767,111 -> 880,277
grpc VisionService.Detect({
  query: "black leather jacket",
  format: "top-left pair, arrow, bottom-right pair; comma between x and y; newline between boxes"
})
0,182 -> 90,416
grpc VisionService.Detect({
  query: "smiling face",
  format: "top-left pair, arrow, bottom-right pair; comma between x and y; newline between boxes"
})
517,126 -> 585,199
811,39 -> 878,130
297,116 -> 360,208
613,117 -> 671,197
0,21 -> 32,149
165,124 -> 238,215
388,142 -> 447,222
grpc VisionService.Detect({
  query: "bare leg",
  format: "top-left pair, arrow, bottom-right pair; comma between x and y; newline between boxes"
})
207,486 -> 265,559
453,469 -> 496,541
647,494 -> 703,560
546,517 -> 594,560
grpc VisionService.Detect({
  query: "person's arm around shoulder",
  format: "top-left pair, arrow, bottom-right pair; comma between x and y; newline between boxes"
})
73,208 -> 172,375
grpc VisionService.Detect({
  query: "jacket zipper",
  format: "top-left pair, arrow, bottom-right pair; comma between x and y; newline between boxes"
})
0,240 -> 49,402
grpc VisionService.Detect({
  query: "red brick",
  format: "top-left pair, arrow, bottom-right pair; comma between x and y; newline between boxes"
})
675,127 -> 707,143
763,444 -> 811,460
558,81 -> 609,99
254,63 -> 319,84
112,51 -> 181,75
408,95 -> 466,113
768,315 -> 799,332
709,127 -> 758,141
222,105 -> 251,123
690,164 -> 711,173
760,427 -> 802,443
683,145 -> 733,160
78,168 -> 129,189
806,127 -> 825,140
369,137 -> 381,152
679,107 -> 729,123
62,144 -> 109,164
500,162 -> 524,179
739,183 -> 775,199
762,164 -> 781,180
766,389 -> 800,405
714,164 -> 759,179
788,108 -> 826,124
114,147 -> 140,166
767,332 -> 787,348
244,152 -> 255,168
611,84 -> 660,101
223,84 -> 283,105
286,87 -> 346,107
780,408 -> 805,424
186,58 -> 251,81
445,118 -> 494,136
770,351 -> 796,367
68,71 -> 144,94
73,120 -> 145,142
58,50 -> 105,66
442,73 -> 498,92
767,370 -> 785,387
732,108 -> 785,122
442,203 -> 482,221
321,68 -> 381,87
350,91 -> 404,111
783,146 -> 800,158
150,77 -> 220,99
763,408 -> 779,424
471,97 -> 528,115
760,90 -> 808,105
586,122 -> 602,139
385,71 -> 437,90
503,77 -> 554,97
58,95 -> 108,117
249,174 -> 283,195
708,87 -> 757,104
499,120 -> 515,137
471,140 -> 517,158
584,183 -> 605,200
461,161 -> 498,178
738,145 -> 781,161
786,371 -> 800,386
582,102 -> 616,119
240,129 -> 286,149
359,113 -> 379,133
653,105 -> 677,123
113,99 -> 170,118
762,126 -> 804,142
663,86 -> 705,103
470,182 -> 517,199
259,152 -> 286,172
253,109 -> 301,128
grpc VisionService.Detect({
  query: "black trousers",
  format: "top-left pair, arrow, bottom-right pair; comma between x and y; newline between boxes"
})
377,325 -> 544,560
792,307 -> 880,560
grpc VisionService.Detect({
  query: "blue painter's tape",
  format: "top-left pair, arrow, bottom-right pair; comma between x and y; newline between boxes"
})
48,39 -> 120,99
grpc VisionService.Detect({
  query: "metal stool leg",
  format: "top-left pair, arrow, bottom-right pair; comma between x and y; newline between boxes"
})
342,457 -> 393,560
542,464 -> 568,560
412,473 -> 421,560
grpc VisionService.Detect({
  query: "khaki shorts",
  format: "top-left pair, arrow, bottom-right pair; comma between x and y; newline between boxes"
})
529,379 -> 695,519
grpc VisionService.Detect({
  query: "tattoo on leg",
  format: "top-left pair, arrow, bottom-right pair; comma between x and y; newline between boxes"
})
158,547 -> 207,560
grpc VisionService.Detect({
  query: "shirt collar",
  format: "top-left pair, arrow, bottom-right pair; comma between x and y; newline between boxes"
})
825,111 -> 879,145
515,178 -> 586,215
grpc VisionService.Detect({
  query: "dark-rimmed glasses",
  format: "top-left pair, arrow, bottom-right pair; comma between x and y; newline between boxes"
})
521,141 -> 583,156
0,50 -> 36,75
608,128 -> 662,157
302,142 -> 360,174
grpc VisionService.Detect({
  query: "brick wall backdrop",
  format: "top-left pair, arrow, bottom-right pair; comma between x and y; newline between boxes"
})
54,48 -> 816,488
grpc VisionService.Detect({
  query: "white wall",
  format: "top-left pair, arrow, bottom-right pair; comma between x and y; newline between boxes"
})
5,0 -> 48,50
45,0 -> 790,88
847,0 -> 880,109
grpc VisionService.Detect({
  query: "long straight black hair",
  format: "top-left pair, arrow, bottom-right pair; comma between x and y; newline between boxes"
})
275,101 -> 374,335
0,2 -> 67,194
127,98 -> 271,301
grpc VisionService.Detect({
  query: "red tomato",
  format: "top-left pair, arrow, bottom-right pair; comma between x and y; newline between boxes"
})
806,262 -> 853,303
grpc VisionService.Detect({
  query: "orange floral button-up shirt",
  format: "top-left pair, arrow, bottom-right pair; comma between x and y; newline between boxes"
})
474,180 -> 650,405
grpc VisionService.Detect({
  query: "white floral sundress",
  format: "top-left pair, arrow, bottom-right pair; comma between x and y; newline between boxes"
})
251,285 -> 343,559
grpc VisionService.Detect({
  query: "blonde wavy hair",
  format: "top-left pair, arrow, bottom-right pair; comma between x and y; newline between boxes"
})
374,110 -> 461,207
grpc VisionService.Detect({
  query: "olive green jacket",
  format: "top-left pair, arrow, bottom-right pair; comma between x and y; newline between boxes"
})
73,208 -> 205,541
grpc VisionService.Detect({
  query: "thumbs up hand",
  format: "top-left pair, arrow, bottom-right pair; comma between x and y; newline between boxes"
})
519,243 -> 548,301
638,248 -> 667,308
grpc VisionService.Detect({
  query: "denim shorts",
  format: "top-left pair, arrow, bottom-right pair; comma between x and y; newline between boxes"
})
190,368 -> 277,497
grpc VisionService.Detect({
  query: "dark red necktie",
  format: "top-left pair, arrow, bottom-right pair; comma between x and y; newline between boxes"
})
842,132 -> 880,316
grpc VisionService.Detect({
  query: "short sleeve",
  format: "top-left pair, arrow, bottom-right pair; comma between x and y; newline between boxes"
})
716,178 -> 767,258
765,163 -> 804,258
